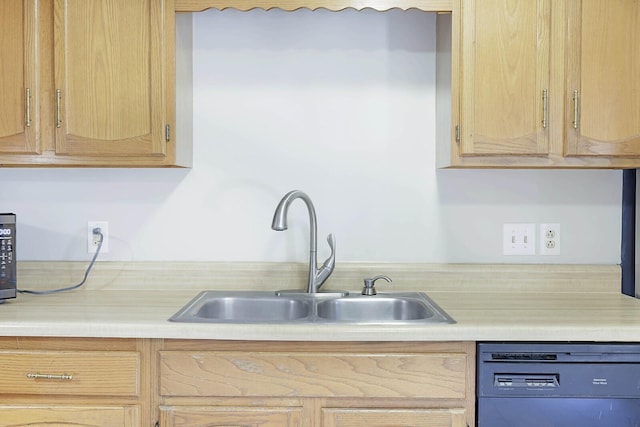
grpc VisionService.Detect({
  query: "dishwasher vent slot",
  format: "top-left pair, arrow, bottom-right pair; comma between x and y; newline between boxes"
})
491,352 -> 558,361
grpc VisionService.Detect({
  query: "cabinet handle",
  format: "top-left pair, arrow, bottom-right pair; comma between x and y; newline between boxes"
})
27,372 -> 73,380
542,89 -> 548,129
56,89 -> 62,128
572,90 -> 579,130
25,88 -> 32,128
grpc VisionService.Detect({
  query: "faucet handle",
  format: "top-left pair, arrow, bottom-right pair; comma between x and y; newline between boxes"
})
362,275 -> 392,296
326,233 -> 335,254
315,234 -> 336,289
321,234 -> 336,270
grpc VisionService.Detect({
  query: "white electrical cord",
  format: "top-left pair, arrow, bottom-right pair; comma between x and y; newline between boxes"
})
18,229 -> 104,295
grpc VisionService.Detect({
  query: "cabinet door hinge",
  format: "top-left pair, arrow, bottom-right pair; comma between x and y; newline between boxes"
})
165,124 -> 171,142
455,124 -> 460,144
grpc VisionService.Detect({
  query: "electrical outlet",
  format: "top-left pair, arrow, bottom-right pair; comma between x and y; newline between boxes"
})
503,223 -> 536,255
87,221 -> 109,253
540,223 -> 560,255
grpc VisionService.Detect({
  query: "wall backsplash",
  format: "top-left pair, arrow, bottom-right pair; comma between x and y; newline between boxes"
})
0,9 -> 621,264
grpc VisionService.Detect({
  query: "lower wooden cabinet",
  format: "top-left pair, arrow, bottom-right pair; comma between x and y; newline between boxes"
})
160,406 -> 304,427
0,337 -> 150,427
0,405 -> 138,427
160,406 -> 466,427
322,408 -> 467,427
0,338 -> 475,426
158,340 -> 475,427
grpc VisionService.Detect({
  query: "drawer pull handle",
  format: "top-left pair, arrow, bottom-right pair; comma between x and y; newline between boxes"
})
56,89 -> 62,128
26,88 -> 32,128
27,372 -> 73,381
572,90 -> 580,129
541,89 -> 548,129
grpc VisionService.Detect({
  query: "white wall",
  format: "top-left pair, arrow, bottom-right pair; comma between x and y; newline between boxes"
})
0,9 -> 621,264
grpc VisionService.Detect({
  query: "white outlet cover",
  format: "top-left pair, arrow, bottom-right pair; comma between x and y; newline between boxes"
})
503,223 -> 536,255
540,223 -> 560,255
87,221 -> 109,254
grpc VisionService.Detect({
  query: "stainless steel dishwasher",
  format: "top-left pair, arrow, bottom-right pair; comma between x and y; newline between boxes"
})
477,342 -> 640,426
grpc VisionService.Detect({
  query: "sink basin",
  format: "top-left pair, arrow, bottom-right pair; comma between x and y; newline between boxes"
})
169,291 -> 454,325
195,296 -> 312,322
170,292 -> 313,323
316,296 -> 435,322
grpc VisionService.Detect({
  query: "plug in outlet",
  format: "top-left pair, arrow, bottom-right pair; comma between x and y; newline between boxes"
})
87,221 -> 109,253
540,223 -> 560,255
503,223 -> 536,255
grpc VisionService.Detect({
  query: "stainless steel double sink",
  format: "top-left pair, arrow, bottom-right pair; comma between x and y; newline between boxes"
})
169,291 -> 455,324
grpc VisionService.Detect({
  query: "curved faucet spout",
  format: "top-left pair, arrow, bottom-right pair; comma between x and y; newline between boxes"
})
271,190 -> 335,294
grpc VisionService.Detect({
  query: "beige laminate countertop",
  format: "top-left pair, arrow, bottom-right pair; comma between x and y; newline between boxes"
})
1,262 -> 639,342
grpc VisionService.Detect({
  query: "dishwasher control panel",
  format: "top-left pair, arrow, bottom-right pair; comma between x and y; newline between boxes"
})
495,374 -> 559,388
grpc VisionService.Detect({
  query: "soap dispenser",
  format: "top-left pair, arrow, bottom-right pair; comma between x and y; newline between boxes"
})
361,275 -> 392,295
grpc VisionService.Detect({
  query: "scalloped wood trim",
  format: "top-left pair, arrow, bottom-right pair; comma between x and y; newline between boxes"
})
175,0 -> 453,12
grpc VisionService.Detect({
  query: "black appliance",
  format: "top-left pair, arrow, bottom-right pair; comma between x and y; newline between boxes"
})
477,342 -> 640,426
0,213 -> 16,301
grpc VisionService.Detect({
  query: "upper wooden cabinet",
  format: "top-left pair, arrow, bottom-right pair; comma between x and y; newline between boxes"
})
54,0 -> 170,159
0,0 -> 38,155
442,0 -> 640,168
458,0 -> 550,157
5,0 -> 637,168
0,0 -> 189,167
565,0 -> 640,157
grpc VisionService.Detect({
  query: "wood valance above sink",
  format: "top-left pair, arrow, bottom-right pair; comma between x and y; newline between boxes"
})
175,0 -> 453,12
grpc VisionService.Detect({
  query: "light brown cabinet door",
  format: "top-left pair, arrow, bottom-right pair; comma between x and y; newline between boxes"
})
53,0 -> 170,158
0,0 -> 38,154
321,408 -> 466,427
459,0 -> 550,155
0,405 -> 138,427
160,406 -> 303,427
565,0 -> 640,156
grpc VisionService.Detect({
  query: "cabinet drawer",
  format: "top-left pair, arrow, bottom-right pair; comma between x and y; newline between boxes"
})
0,351 -> 140,397
0,405 -> 139,427
160,351 -> 467,399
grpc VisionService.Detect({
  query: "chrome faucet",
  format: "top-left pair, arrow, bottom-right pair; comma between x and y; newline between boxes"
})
271,190 -> 336,294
